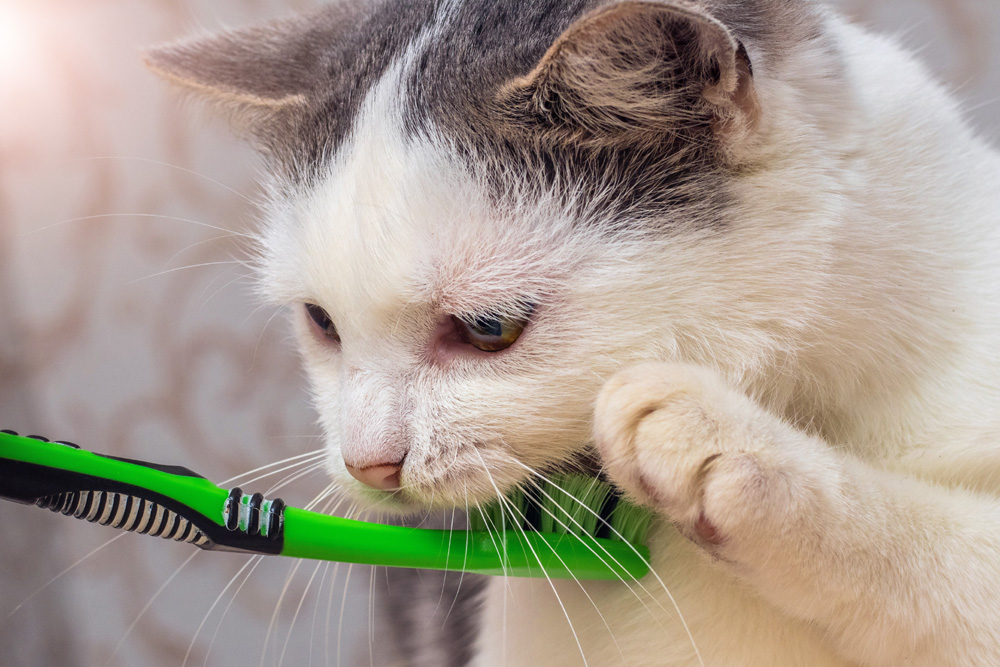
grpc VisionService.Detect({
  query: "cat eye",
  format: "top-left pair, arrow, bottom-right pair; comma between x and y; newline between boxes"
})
453,305 -> 533,352
304,303 -> 341,344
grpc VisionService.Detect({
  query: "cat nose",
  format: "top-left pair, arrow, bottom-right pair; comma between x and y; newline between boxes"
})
344,461 -> 403,490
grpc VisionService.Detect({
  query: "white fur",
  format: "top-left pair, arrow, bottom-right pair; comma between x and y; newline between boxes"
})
256,10 -> 1000,667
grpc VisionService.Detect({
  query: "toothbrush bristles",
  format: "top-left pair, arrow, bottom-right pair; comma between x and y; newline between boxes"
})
468,473 -> 652,544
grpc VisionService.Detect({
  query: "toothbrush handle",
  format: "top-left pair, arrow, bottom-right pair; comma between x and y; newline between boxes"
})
281,506 -> 651,580
0,430 -> 283,554
0,430 -> 651,580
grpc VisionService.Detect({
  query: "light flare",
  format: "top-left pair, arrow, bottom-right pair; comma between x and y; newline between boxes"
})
0,4 -> 40,91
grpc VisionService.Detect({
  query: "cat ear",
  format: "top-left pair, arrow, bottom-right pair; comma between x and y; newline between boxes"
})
500,0 -> 759,154
144,17 -> 318,142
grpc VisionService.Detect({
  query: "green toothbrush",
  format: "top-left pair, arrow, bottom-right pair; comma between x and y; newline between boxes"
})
0,430 -> 652,581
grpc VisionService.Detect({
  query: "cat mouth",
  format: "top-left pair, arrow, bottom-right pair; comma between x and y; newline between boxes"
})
359,451 -> 626,543
355,447 -> 609,516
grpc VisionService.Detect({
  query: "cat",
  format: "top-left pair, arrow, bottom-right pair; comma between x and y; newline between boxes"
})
148,0 -> 1000,665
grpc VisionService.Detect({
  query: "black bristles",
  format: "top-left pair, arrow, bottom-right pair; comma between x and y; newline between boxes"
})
468,474 -> 652,545
595,493 -> 620,540
522,485 -> 542,532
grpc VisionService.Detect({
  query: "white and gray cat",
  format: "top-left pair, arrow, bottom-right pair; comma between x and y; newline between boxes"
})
149,1 -> 1000,665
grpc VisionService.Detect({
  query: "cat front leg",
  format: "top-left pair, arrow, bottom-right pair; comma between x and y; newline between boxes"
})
593,362 -> 1000,667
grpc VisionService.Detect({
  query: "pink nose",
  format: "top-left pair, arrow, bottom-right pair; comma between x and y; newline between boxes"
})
345,462 -> 403,491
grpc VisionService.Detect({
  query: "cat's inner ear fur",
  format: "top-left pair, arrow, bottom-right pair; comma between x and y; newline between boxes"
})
144,18 -> 318,142
499,0 -> 759,155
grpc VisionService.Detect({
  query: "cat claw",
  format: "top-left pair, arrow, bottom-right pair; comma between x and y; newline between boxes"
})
593,362 -> 801,561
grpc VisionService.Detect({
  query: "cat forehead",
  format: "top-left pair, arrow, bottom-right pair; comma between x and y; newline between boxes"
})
250,0 -> 827,307
264,67 -> 583,319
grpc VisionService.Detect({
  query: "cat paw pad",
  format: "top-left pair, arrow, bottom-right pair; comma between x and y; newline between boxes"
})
593,362 -> 794,555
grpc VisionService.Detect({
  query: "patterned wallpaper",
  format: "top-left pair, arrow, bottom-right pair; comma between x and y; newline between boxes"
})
0,1 -> 997,665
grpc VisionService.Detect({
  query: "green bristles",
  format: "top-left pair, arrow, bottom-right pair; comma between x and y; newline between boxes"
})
538,473 -> 611,536
468,473 -> 653,545
471,495 -> 508,533
608,493 -> 654,544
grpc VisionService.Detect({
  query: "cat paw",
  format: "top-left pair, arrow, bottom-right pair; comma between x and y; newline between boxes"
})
593,362 -> 818,558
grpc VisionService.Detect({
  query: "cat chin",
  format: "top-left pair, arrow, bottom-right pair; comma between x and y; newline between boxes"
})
327,473 -> 472,515
333,468 -> 525,516
342,486 -> 493,518
346,491 -> 434,517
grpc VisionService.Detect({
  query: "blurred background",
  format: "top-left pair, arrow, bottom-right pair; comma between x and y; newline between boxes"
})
0,0 -> 998,665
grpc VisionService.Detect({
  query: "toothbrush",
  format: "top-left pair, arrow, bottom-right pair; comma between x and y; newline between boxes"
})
0,430 -> 652,581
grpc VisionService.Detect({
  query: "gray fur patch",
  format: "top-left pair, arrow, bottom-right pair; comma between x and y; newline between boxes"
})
148,1 -> 438,185
393,0 -> 827,225
397,0 -> 745,223
376,512 -> 488,667
152,1 -> 828,221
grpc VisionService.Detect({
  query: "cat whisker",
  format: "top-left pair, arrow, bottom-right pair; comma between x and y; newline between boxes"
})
308,561 -> 331,667
323,493 -> 354,520
182,554 -> 261,667
472,491 -> 510,582
431,506 -> 459,619
511,458 -> 706,667
261,557 -> 305,667
203,554 -> 267,666
521,469 -> 652,597
113,550 -> 200,659
25,212 -> 252,238
278,559 -> 325,667
443,489 -> 475,626
470,483 -> 514,665
72,156 -> 256,204
336,562 -> 355,667
301,481 -> 341,512
162,234 -> 249,271
493,503 -> 514,664
219,448 -> 325,487
127,260 -> 247,285
264,460 -> 327,496
496,487 -> 628,665
6,531 -> 127,619
323,560 -> 342,665
199,266 -> 254,308
472,449 -> 589,667
315,492 -> 346,666
249,305 -> 292,371
262,483 -> 348,666
241,458 -> 327,494
368,564 -> 376,667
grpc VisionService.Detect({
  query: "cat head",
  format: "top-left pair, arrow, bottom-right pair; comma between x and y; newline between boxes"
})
148,0 -> 840,511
